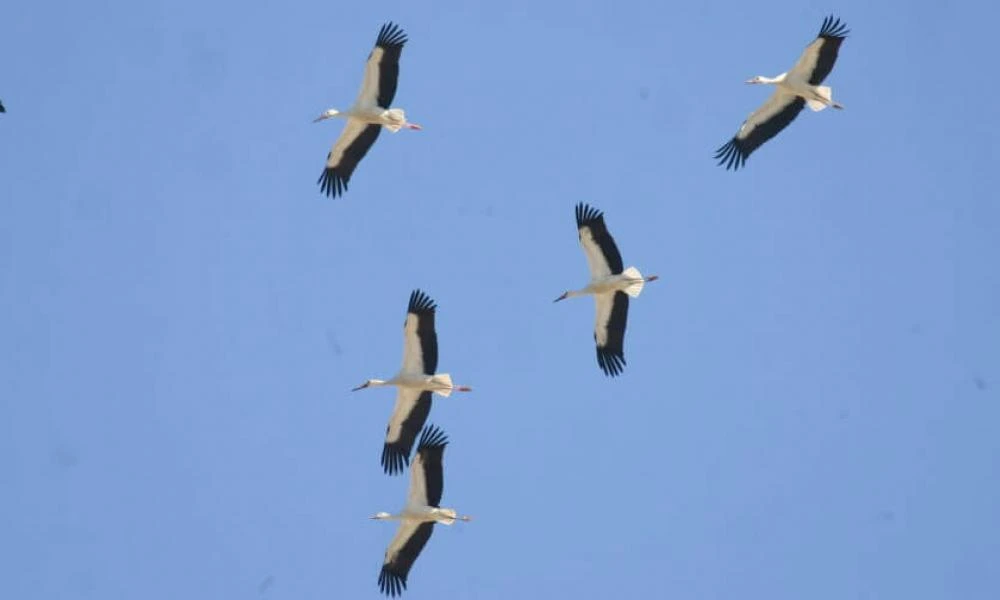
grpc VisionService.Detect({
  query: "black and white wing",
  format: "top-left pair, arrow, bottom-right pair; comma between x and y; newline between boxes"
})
378,521 -> 434,597
715,91 -> 806,170
382,390 -> 432,475
317,119 -> 382,198
789,16 -> 849,85
594,291 -> 629,377
0,100 -> 5,113
408,425 -> 448,508
575,203 -> 624,278
402,289 -> 438,376
355,22 -> 409,110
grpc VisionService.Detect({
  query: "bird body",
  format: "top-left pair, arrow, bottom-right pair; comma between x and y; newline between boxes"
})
353,290 -> 471,475
374,425 -> 470,597
353,372 -> 465,397
716,15 -> 849,170
556,204 -> 658,377
314,22 -> 421,198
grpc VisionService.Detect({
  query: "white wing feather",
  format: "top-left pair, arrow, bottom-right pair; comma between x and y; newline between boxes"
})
326,117 -> 371,167
788,38 -> 825,82
385,387 -> 424,444
407,448 -> 429,508
593,293 -> 615,347
579,226 -> 612,280
737,89 -> 800,141
385,520 -> 423,563
400,312 -> 425,375
354,47 -> 385,109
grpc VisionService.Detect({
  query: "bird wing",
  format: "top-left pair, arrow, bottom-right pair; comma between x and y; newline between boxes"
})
378,521 -> 434,597
317,119 -> 382,198
382,389 -> 432,475
408,425 -> 448,508
402,289 -> 438,375
575,203 -> 624,278
789,16 -> 849,85
714,91 -> 806,170
355,22 -> 408,110
594,291 -> 628,377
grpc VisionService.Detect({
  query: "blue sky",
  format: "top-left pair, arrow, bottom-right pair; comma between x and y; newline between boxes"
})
2,0 -> 999,598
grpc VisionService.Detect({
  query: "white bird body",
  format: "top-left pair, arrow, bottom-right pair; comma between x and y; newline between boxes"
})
354,290 -> 471,475
355,372 -> 462,397
556,204 -> 658,377
716,15 -> 849,170
374,426 -> 470,597
564,266 -> 653,298
314,22 -> 421,198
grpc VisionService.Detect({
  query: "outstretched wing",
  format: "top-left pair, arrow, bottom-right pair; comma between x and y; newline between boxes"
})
378,521 -> 434,597
355,22 -> 409,110
789,15 -> 849,85
317,119 -> 382,198
715,91 -> 805,170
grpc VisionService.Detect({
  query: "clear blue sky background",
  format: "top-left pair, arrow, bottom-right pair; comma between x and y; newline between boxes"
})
2,0 -> 998,598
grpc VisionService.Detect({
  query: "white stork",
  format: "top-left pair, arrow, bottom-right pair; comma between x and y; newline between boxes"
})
373,424 -> 471,597
313,22 -> 422,198
555,203 -> 658,377
715,15 -> 849,170
352,289 -> 471,475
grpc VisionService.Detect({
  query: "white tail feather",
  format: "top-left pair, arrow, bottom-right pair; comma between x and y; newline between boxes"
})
807,86 -> 837,112
622,266 -> 646,297
382,108 -> 406,132
431,373 -> 453,397
433,507 -> 457,524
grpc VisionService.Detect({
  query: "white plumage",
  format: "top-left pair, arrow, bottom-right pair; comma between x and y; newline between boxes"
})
372,425 -> 471,597
555,203 -> 658,377
313,22 -> 422,198
716,15 -> 849,170
352,290 -> 471,475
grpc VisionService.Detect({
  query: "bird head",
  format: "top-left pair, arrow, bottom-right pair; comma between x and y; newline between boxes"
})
312,108 -> 341,123
745,76 -> 765,85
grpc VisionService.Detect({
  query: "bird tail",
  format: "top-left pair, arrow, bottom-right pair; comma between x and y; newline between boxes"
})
382,108 -> 406,132
622,266 -> 647,298
807,86 -> 840,111
433,507 -> 458,525
431,373 -> 453,397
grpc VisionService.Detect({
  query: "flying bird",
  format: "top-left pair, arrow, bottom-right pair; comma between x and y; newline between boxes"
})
373,424 -> 471,597
555,203 -> 658,377
353,290 -> 471,475
0,100 -> 5,113
313,22 -> 422,198
715,15 -> 849,170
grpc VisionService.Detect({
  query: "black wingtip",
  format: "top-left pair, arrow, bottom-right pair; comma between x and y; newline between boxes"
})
714,138 -> 747,171
574,202 -> 604,229
381,444 -> 410,476
596,348 -> 626,377
378,567 -> 406,597
818,15 -> 850,39
407,289 -> 437,314
376,21 -> 408,49
0,101 -> 5,113
416,424 -> 448,452
317,166 -> 347,198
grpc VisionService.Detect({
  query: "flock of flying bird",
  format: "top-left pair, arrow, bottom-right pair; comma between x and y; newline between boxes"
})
304,14 -> 851,597
0,14 -> 850,597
